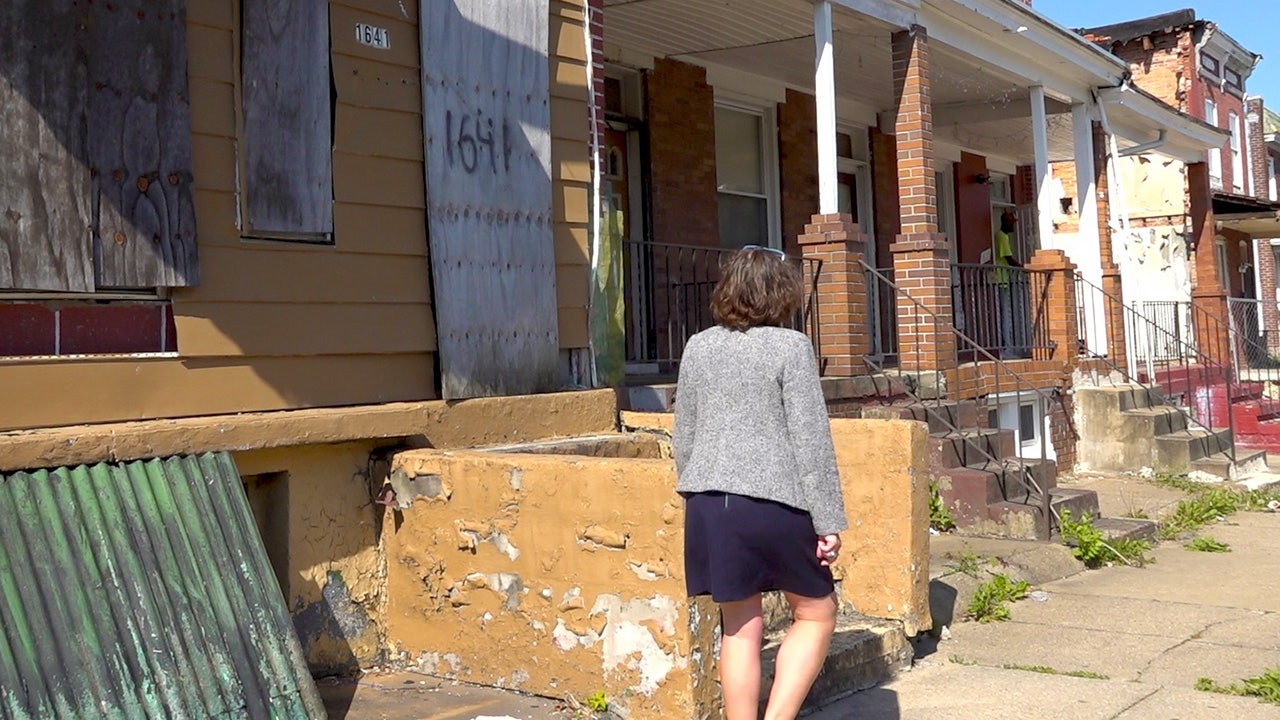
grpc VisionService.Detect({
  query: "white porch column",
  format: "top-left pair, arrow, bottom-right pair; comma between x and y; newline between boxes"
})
1072,102 -> 1098,253
1030,86 -> 1054,248
814,0 -> 839,214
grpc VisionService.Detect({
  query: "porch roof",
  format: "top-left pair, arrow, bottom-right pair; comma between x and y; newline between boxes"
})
603,0 -> 1226,164
1215,192 -> 1280,240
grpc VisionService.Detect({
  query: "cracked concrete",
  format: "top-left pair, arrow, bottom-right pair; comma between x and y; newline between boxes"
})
811,504 -> 1280,719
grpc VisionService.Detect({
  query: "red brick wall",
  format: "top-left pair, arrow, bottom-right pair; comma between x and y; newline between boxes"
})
646,58 -> 719,247
778,90 -> 818,255
870,128 -> 900,270
1248,97 -> 1268,199
955,152 -> 990,264
1107,34 -> 1193,112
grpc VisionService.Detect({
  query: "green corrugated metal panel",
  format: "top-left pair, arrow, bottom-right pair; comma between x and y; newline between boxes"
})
0,452 -> 325,719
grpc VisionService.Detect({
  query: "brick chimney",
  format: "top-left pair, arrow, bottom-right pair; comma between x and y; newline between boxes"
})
1247,97 -> 1269,199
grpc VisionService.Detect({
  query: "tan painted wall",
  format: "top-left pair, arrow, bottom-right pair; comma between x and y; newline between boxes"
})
383,449 -> 719,720
620,413 -> 933,634
376,417 -> 930,716
0,0 -> 593,432
180,390 -> 618,676
236,442 -> 386,675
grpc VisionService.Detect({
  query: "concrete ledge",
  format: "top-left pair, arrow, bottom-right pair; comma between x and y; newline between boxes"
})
0,389 -> 619,472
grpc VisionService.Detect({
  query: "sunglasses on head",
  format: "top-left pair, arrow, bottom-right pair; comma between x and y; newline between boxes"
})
742,244 -> 787,259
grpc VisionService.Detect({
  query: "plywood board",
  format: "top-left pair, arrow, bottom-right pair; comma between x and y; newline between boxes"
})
422,0 -> 560,398
87,0 -> 200,288
241,0 -> 333,237
0,2 -> 95,292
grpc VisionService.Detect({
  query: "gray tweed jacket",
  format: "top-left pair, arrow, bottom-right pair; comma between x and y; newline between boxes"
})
673,325 -> 848,535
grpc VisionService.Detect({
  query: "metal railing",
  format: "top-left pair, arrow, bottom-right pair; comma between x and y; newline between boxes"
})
867,266 -> 898,363
952,264 -> 1054,362
622,240 -> 822,370
1228,298 -> 1280,382
1074,277 -> 1236,463
862,261 -> 1062,530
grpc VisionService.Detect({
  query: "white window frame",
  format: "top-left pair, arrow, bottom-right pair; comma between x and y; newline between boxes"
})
1270,155 -> 1278,201
1230,111 -> 1244,193
1206,99 -> 1223,190
986,391 -> 1054,460
713,96 -> 781,249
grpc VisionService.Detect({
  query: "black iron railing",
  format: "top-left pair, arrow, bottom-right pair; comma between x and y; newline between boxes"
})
952,264 -> 1054,362
862,261 -> 1063,530
622,240 -> 822,369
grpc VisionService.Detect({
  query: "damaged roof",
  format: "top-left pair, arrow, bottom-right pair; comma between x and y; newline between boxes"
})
1078,9 -> 1198,43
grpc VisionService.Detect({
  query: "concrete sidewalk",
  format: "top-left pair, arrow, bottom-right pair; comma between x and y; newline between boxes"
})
812,505 -> 1280,719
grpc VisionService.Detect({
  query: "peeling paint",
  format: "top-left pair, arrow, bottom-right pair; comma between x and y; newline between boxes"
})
590,594 -> 683,696
579,525 -> 628,549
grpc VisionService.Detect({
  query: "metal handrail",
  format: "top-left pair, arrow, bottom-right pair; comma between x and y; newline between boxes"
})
1075,276 -> 1237,464
862,260 -> 1063,529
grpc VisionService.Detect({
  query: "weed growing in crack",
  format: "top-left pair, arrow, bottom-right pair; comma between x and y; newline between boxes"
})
1059,510 -> 1153,568
1185,536 -> 1231,553
945,551 -> 985,578
1002,664 -> 1109,680
930,482 -> 956,532
966,574 -> 1029,623
1196,667 -> 1280,705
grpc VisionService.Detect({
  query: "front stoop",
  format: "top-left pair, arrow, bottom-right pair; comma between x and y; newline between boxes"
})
865,400 -> 1099,540
760,614 -> 911,715
1075,384 -> 1267,480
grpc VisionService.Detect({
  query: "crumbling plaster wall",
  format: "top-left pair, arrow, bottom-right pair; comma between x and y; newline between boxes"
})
383,449 -> 719,719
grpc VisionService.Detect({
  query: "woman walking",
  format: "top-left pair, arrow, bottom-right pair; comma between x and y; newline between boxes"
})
674,245 -> 848,720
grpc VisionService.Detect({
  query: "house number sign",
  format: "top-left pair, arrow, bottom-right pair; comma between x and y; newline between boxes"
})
355,23 -> 390,50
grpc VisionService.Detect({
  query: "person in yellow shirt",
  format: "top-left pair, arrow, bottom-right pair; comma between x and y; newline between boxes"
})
994,211 -> 1028,357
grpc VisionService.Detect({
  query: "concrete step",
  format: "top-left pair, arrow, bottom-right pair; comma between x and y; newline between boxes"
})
1156,427 -> 1234,469
967,487 -> 1100,541
760,614 -> 911,715
1120,405 -> 1189,436
1091,516 -> 1158,542
1190,449 -> 1268,480
930,428 -> 1013,469
938,459 -> 1057,528
862,400 -> 980,435
1075,384 -> 1164,413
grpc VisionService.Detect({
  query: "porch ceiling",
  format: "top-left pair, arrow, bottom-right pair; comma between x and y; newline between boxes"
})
604,0 -> 1080,164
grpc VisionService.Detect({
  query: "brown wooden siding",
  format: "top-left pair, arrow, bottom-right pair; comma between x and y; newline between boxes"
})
0,0 -> 593,432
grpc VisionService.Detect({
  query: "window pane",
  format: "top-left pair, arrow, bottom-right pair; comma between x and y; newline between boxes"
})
715,107 -> 763,195
837,173 -> 859,222
836,132 -> 853,159
718,194 -> 768,249
1019,403 -> 1037,442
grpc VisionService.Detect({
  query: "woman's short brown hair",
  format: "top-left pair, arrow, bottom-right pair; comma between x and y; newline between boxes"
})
710,247 -> 805,331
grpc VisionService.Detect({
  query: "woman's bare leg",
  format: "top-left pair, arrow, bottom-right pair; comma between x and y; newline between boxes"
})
762,592 -> 837,720
718,594 -> 764,720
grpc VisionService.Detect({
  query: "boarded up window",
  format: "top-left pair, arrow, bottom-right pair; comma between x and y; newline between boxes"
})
422,1 -> 560,398
241,2 -> 333,240
0,1 -> 198,292
88,0 -> 200,289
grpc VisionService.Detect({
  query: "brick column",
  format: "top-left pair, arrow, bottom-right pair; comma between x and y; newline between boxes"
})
1026,249 -> 1079,364
1188,161 -> 1232,366
1260,239 -> 1280,354
1093,121 -> 1128,369
799,214 -> 872,376
890,26 -> 955,373
1248,98 -> 1269,200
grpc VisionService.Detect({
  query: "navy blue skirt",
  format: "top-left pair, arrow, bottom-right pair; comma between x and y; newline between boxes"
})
683,491 -> 835,602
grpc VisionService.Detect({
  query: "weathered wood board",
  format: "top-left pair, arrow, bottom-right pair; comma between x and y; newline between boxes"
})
241,0 -> 333,238
87,0 -> 200,287
421,0 -> 561,398
0,1 -> 96,291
